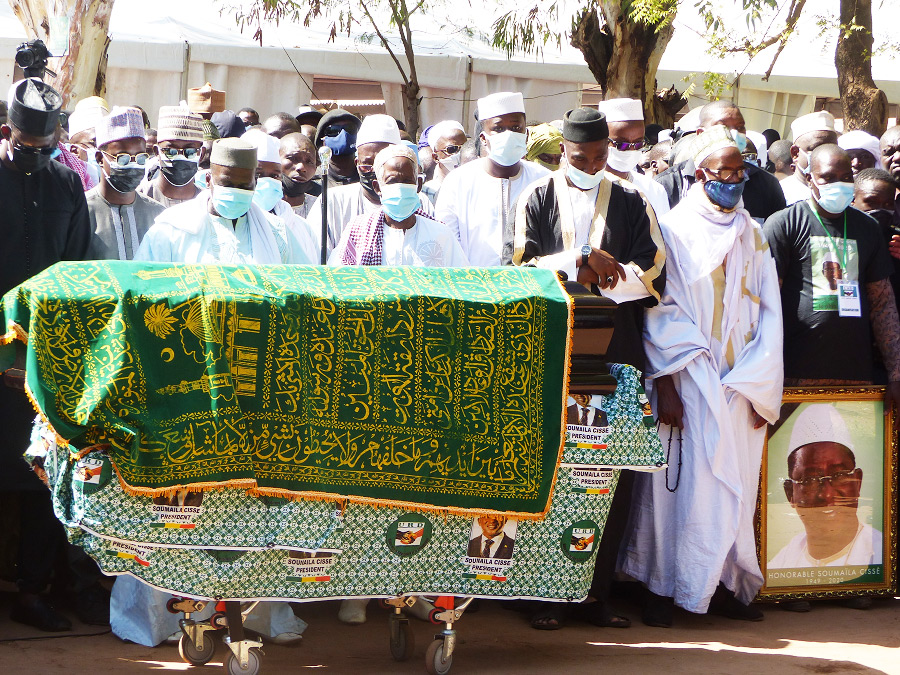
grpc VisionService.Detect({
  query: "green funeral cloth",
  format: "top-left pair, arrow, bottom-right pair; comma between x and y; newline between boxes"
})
1,262 -> 571,517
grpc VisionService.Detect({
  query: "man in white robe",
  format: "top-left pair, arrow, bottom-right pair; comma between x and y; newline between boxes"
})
119,138 -> 310,646
329,145 -> 467,268
618,127 -> 784,626
136,138 -> 306,265
241,128 -> 318,264
596,97 -> 670,219
435,91 -> 550,267
307,114 -> 433,255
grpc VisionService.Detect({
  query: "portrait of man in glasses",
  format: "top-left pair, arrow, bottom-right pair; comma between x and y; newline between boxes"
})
768,404 -> 883,569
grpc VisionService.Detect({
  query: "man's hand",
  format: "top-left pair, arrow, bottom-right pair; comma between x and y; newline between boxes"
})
576,263 -> 600,286
885,380 -> 900,416
654,374 -> 684,429
752,411 -> 767,429
578,248 -> 626,290
889,235 -> 900,261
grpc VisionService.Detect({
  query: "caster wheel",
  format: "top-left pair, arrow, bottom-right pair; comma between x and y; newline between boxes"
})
425,638 -> 452,675
165,597 -> 180,614
224,647 -> 261,675
178,632 -> 216,666
389,619 -> 414,661
211,612 -> 228,629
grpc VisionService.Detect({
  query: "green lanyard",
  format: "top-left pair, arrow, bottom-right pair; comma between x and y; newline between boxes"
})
809,200 -> 848,273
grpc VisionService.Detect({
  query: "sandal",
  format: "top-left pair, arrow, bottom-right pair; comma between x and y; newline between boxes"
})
572,600 -> 631,628
530,604 -> 566,630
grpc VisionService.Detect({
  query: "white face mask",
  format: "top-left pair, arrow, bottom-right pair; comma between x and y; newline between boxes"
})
566,163 -> 605,190
605,147 -> 642,173
438,153 -> 460,171
485,130 -> 527,167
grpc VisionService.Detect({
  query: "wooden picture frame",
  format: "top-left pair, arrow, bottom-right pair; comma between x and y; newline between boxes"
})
757,387 -> 897,600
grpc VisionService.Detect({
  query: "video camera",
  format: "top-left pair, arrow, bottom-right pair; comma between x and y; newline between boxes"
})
15,39 -> 56,80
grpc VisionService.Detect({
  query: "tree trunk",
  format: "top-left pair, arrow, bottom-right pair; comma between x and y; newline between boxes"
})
401,82 -> 420,139
571,4 -> 681,126
9,0 -> 114,107
836,0 -> 887,136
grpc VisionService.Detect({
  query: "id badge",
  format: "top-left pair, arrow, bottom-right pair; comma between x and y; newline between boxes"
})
837,281 -> 862,317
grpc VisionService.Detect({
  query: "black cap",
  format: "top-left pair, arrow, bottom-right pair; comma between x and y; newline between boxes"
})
562,108 -> 609,144
295,105 -> 324,127
315,108 -> 361,146
211,110 -> 246,139
8,78 -> 62,137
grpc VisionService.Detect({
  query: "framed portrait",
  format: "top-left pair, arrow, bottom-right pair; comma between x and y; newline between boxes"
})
758,387 -> 897,600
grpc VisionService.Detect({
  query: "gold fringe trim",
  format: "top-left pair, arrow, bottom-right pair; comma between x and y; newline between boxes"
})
1,321 -> 28,344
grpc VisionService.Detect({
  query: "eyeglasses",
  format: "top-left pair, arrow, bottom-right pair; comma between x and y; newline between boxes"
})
102,150 -> 150,167
785,469 -> 858,497
160,147 -> 200,159
357,164 -> 374,174
609,139 -> 645,152
14,142 -> 57,156
321,126 -> 347,138
702,166 -> 746,183
437,144 -> 462,156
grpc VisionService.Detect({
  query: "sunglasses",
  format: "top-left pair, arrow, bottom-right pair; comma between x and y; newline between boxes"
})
702,166 -> 746,182
609,139 -> 646,152
437,144 -> 462,155
102,151 -> 150,167
160,147 -> 200,159
14,142 -> 57,156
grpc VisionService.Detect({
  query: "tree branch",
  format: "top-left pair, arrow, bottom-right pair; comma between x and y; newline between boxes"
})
724,0 -> 808,81
356,0 -> 410,86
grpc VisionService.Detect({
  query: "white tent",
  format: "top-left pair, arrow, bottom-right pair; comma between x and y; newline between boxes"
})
1,0 -> 898,136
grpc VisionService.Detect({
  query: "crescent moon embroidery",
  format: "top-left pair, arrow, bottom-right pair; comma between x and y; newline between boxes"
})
161,348 -> 174,363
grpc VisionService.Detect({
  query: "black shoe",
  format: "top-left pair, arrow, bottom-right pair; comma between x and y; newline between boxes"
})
11,594 -> 72,632
844,596 -> 873,610
780,600 -> 811,613
709,588 -> 763,622
642,591 -> 673,628
74,584 -> 110,626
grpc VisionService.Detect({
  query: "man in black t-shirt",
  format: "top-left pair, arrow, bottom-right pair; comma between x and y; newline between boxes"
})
765,145 -> 900,395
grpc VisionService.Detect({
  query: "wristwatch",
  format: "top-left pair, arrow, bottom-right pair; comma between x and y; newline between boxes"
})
580,244 -> 591,268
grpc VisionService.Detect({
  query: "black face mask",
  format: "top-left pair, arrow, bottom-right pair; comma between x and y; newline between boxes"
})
868,208 -> 897,231
105,166 -> 145,193
281,173 -> 309,198
359,170 -> 378,201
12,147 -> 52,174
160,159 -> 199,187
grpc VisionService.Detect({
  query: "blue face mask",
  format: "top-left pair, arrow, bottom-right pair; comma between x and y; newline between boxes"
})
566,163 -> 604,190
703,177 -> 746,210
380,183 -> 420,222
194,169 -> 210,190
253,177 -> 284,212
485,130 -> 527,167
814,181 -> 855,214
50,146 -> 61,159
323,129 -> 356,157
731,129 -> 747,153
212,186 -> 255,220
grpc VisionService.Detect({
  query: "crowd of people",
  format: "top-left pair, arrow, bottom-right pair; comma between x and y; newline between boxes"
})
1,72 -> 899,645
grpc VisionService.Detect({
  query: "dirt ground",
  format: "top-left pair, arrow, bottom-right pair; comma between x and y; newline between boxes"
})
1,589 -> 899,674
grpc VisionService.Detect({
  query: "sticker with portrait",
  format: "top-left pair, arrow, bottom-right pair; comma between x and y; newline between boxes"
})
809,235 -> 859,312
759,389 -> 896,598
462,515 -> 518,581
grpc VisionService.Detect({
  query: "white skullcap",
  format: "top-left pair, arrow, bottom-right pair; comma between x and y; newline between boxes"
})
374,144 -> 419,183
657,129 -> 673,142
791,111 -> 836,142
597,98 -> 644,123
477,92 -> 525,121
788,404 -> 854,455
241,128 -> 281,164
427,120 -> 466,149
356,114 -> 401,147
692,125 -> 739,166
67,96 -> 110,138
838,129 -> 882,163
822,251 -> 839,265
675,107 -> 702,133
746,130 -> 767,161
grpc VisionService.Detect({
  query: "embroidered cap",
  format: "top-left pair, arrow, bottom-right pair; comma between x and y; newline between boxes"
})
7,78 -> 62,136
95,107 -> 146,148
187,82 -> 226,114
210,137 -> 257,171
